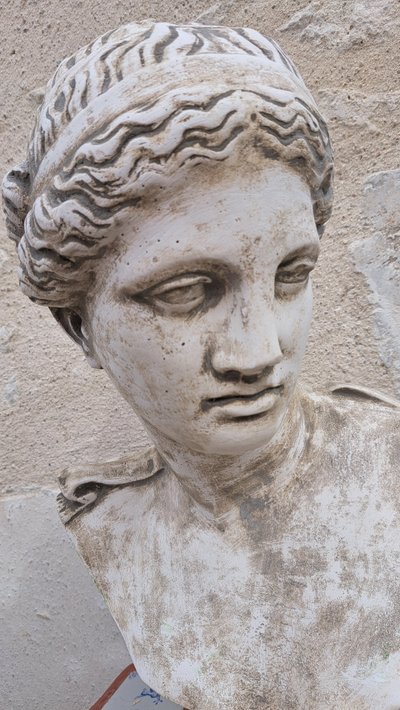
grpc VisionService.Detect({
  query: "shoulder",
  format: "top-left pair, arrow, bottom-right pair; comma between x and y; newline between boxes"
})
57,445 -> 165,524
303,383 -> 400,416
298,385 -> 400,510
329,384 -> 400,427
330,384 -> 400,410
301,384 -> 400,446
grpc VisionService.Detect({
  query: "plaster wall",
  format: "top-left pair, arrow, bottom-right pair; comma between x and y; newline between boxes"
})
1,1 -> 399,708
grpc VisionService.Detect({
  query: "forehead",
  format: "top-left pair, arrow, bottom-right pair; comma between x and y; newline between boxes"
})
100,159 -> 318,285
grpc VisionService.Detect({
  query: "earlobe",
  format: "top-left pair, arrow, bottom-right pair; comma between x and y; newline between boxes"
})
50,308 -> 103,369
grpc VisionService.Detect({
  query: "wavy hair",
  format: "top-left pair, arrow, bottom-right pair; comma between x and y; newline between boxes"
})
2,22 -> 333,308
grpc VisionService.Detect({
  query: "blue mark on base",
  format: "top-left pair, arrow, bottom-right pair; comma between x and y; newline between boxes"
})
135,687 -> 164,704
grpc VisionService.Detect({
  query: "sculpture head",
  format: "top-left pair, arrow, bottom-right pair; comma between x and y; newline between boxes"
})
2,22 -> 333,456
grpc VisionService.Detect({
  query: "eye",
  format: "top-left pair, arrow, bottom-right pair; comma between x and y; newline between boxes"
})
134,273 -> 219,315
275,256 -> 316,298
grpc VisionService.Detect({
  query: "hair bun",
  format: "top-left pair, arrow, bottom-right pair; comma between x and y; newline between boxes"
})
2,162 -> 31,246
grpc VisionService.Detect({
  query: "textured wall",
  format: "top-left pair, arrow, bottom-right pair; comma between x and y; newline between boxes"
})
1,0 -> 400,494
1,1 -> 399,707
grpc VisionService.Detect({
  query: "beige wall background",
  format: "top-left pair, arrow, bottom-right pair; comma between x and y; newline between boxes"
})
1,1 -> 399,708
1,0 -> 400,494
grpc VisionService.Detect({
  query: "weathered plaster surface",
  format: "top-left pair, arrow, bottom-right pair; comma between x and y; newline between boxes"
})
61,389 -> 400,709
0,491 -> 130,709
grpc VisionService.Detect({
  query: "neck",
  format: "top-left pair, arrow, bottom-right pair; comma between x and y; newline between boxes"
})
146,390 -> 308,519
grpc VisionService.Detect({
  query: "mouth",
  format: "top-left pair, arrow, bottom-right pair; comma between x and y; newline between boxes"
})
202,385 -> 284,419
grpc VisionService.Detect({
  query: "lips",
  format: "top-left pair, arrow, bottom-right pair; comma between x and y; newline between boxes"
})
202,385 -> 284,417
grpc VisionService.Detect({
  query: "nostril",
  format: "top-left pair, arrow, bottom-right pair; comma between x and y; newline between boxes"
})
224,370 -> 242,383
241,372 -> 262,385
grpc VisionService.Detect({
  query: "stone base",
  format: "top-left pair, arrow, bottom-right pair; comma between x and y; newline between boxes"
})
90,664 -> 185,709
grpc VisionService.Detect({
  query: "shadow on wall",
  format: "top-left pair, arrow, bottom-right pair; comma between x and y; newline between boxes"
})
0,490 -> 130,710
352,169 -> 400,395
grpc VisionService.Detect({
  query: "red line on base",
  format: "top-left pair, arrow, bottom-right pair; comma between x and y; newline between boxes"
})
89,663 -> 136,709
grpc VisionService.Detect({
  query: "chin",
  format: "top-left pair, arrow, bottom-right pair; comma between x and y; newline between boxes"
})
188,416 -> 285,456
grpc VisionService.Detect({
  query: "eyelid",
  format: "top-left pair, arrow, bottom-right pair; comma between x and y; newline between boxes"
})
278,254 -> 317,269
145,273 -> 212,296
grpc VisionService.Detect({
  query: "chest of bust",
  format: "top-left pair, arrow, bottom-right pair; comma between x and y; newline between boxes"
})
70,465 -> 400,710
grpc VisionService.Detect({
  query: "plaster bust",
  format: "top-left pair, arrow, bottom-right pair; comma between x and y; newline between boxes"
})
3,21 -> 400,710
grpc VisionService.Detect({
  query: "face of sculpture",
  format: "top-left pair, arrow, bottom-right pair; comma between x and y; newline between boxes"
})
82,157 -> 319,455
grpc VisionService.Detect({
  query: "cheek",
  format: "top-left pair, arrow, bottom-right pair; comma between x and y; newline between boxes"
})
90,302 -> 205,396
277,285 -> 313,355
90,304 -> 158,390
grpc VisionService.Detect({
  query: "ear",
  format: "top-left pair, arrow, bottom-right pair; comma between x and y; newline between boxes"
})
50,308 -> 102,369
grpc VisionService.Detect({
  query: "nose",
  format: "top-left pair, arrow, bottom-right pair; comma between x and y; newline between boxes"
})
209,296 -> 283,382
